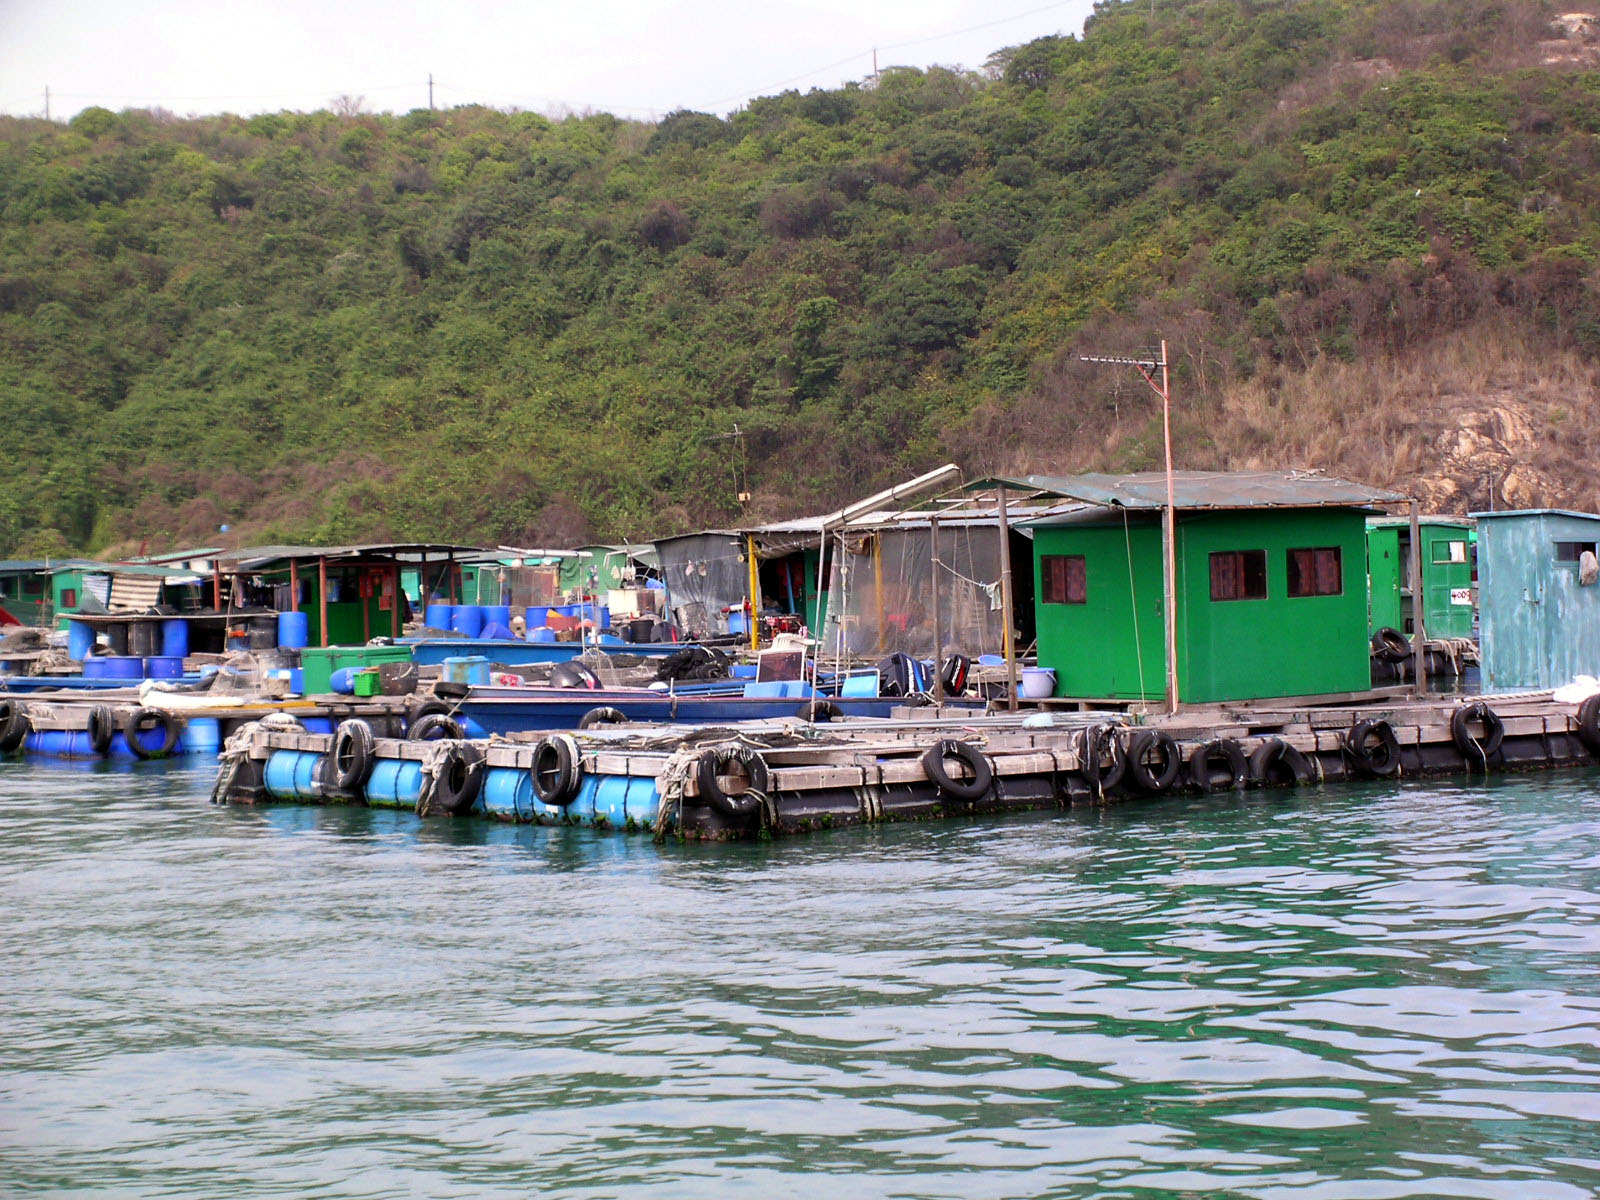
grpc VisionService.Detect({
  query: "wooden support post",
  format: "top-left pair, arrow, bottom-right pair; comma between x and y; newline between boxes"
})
997,486 -> 1019,711
448,555 -> 457,605
318,556 -> 329,648
1409,499 -> 1429,698
929,514 -> 944,703
391,564 -> 401,637
419,550 -> 427,611
212,559 -> 223,612
290,558 -> 300,615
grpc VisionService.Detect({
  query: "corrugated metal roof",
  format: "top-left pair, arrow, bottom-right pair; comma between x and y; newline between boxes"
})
967,470 -> 1407,510
218,542 -> 489,565
1367,515 -> 1475,529
1470,508 -> 1600,522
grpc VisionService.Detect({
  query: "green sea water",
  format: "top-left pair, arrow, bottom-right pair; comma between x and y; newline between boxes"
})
2,760 -> 1598,1198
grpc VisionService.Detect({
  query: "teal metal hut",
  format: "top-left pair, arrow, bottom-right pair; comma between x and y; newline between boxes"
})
1472,509 -> 1600,690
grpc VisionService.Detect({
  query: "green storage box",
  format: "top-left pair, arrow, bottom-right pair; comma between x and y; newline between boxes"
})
301,644 -> 415,696
353,668 -> 382,697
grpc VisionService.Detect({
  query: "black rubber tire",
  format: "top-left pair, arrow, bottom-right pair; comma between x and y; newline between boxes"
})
1188,738 -> 1248,792
1576,693 -> 1600,756
1451,701 -> 1504,761
796,698 -> 843,723
577,706 -> 629,730
433,744 -> 484,815
1078,724 -> 1127,793
407,698 -> 451,726
921,739 -> 993,801
331,719 -> 376,790
1249,737 -> 1315,786
432,680 -> 471,701
1125,729 -> 1182,793
694,747 -> 770,818
1344,718 -> 1402,778
408,712 -> 465,741
125,707 -> 181,760
0,701 -> 29,755
86,705 -> 116,756
1371,627 -> 1411,663
531,735 -> 582,806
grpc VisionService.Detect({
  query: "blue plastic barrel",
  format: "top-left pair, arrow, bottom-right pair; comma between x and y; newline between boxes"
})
144,656 -> 184,680
425,603 -> 454,631
366,758 -> 423,808
98,656 -> 144,681
442,656 -> 491,686
482,767 -> 532,820
329,668 -> 358,694
277,610 -> 309,649
81,656 -> 108,680
160,618 -> 189,659
451,605 -> 485,638
184,718 -> 220,755
67,621 -> 95,662
484,605 -> 512,632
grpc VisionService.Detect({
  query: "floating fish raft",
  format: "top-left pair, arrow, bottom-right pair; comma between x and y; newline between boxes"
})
207,692 -> 1600,839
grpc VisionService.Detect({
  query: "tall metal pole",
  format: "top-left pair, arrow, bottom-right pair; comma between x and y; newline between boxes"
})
929,514 -> 944,703
1159,339 -> 1179,715
997,486 -> 1019,711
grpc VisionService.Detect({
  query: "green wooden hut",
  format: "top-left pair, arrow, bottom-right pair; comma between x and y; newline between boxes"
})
996,471 -> 1406,704
1366,517 -> 1475,639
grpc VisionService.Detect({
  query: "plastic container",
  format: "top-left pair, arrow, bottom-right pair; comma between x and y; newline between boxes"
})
484,605 -> 512,632
184,718 -> 221,755
277,610 -> 309,649
329,667 -> 358,695
67,620 -> 95,662
451,605 -> 485,638
480,622 -> 515,641
727,611 -> 749,636
80,656 -> 108,680
482,766 -> 533,820
353,668 -> 382,697
158,618 -> 188,659
299,644 -> 414,695
249,614 -> 278,650
226,623 -> 251,652
144,655 -> 184,680
1019,667 -> 1056,699
128,621 -> 159,658
366,758 -> 423,809
96,656 -> 144,681
530,626 -> 556,643
442,655 -> 491,687
425,603 -> 454,631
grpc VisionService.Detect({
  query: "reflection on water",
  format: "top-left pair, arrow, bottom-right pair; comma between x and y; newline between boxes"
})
2,760 -> 1598,1197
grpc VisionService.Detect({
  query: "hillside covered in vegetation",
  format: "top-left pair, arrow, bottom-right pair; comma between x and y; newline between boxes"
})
4,0 -> 1600,557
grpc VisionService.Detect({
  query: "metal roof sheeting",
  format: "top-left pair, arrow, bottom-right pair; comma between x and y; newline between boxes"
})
967,470 -> 1407,511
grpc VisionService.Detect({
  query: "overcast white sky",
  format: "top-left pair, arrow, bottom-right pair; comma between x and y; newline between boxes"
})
0,0 -> 1096,122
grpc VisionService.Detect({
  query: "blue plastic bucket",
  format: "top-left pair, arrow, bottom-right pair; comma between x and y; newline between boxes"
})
425,603 -> 454,631
144,656 -> 184,680
67,620 -> 95,662
442,656 -> 491,687
277,610 -> 309,650
451,605 -> 485,638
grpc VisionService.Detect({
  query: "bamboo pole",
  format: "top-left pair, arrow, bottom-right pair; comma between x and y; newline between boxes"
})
318,556 -> 329,647
746,534 -> 761,653
1409,499 -> 1429,697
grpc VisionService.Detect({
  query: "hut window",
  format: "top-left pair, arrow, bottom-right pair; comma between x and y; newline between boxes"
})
1433,540 -> 1468,564
60,588 -> 77,607
1554,541 -> 1597,563
1210,550 -> 1266,601
1286,547 -> 1342,597
1041,555 -> 1086,605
